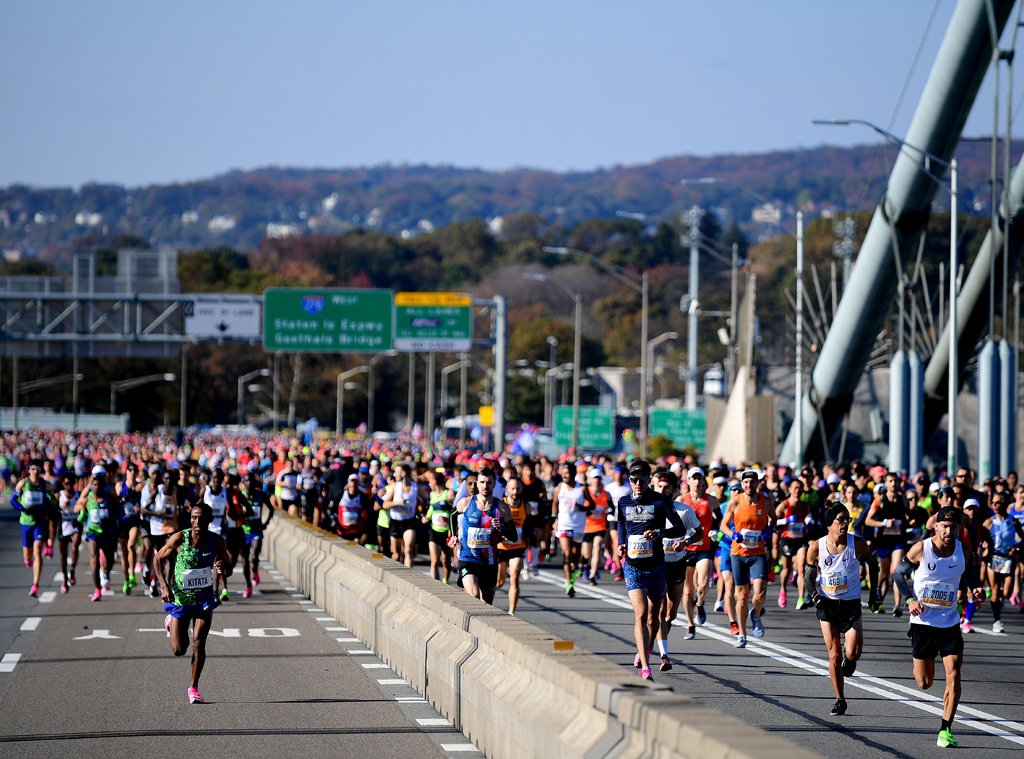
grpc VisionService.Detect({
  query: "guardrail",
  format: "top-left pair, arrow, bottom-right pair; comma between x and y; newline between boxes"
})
265,515 -> 822,759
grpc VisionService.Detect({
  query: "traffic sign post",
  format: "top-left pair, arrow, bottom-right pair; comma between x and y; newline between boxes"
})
262,288 -> 394,352
649,408 -> 706,450
394,292 -> 472,352
553,405 -> 614,450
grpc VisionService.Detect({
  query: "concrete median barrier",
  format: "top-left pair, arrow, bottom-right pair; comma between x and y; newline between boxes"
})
265,516 -> 821,759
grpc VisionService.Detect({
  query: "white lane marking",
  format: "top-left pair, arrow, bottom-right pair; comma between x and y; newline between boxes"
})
38,592 -> 56,604
439,744 -> 479,752
0,654 -> 22,672
417,718 -> 450,726
397,697 -> 427,703
73,630 -> 121,640
307,607 -> 325,612
361,663 -> 388,669
298,600 -> 314,605
20,617 -> 41,631
336,637 -> 360,642
348,649 -> 374,655
290,593 -> 305,598
316,617 -> 334,622
52,571 -> 63,582
378,678 -> 407,685
530,572 -> 1024,745
326,626 -> 348,631
285,587 -> 298,591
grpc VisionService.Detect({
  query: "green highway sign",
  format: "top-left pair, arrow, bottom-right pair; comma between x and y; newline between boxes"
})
262,288 -> 394,352
649,408 -> 706,449
553,405 -> 615,450
394,292 -> 473,352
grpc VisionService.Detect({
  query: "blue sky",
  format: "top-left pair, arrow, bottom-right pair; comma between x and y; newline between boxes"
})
1,0 -> 1019,189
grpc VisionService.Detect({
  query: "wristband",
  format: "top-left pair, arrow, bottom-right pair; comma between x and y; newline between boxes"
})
905,597 -> 916,607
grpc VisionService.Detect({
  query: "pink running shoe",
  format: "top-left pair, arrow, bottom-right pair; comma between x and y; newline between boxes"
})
640,668 -> 653,681
43,544 -> 53,559
778,589 -> 788,609
242,586 -> 252,598
634,652 -> 642,668
24,559 -> 31,569
90,589 -> 102,602
60,580 -> 68,594
188,687 -> 205,704
164,614 -> 173,633
29,584 -> 39,597
960,619 -> 974,633
252,571 -> 261,586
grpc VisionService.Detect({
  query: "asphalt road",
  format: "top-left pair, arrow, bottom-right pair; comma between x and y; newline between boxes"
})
0,509 -> 477,759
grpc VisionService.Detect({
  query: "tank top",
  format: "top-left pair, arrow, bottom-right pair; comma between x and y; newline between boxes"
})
85,490 -> 115,536
780,498 -> 809,540
683,493 -> 713,552
499,498 -> 527,550
731,493 -> 769,556
815,536 -> 861,601
426,490 -> 452,534
387,482 -> 417,521
59,489 -> 79,537
458,495 -> 496,565
18,481 -> 48,527
989,515 -> 1017,575
872,494 -> 904,542
555,483 -> 586,534
172,530 -> 218,608
585,490 -> 609,533
204,486 -> 228,535
911,538 -> 965,629
339,490 -> 365,529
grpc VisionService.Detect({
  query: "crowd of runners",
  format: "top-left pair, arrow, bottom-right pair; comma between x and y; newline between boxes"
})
6,430 -> 1023,745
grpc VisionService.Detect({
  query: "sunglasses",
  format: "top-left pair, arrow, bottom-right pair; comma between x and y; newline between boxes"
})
628,476 -> 649,484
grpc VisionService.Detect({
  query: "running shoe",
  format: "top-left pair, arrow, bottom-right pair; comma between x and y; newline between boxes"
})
148,582 -> 159,598
122,579 -> 132,595
589,578 -> 597,587
733,635 -> 747,648
135,562 -> 144,574
100,570 -> 109,588
614,574 -> 624,582
841,656 -> 856,677
24,559 -> 31,569
639,667 -> 654,681
142,568 -> 151,586
659,656 -> 672,672
892,606 -> 903,618
871,604 -> 884,614
242,586 -> 252,598
164,614 -> 173,633
936,728 -> 958,748
993,620 -> 1005,633
592,570 -> 600,582
252,570 -> 261,586
750,609 -> 765,638
69,569 -> 76,586
634,652 -> 642,668
442,578 -> 449,585
778,589 -> 788,608
960,619 -> 974,633
714,599 -> 725,612
60,580 -> 68,594
696,604 -> 707,625
90,589 -> 102,602
127,574 -> 137,590
829,698 -> 847,716
790,570 -> 798,587
188,687 -> 205,704
29,584 -> 38,597
796,598 -> 811,611
220,589 -> 230,602
582,567 -> 590,582
729,621 -> 739,635
684,626 -> 696,640
1010,592 -> 1020,607
43,544 -> 53,559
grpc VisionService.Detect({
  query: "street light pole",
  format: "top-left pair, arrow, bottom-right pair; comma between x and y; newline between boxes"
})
111,373 -> 176,415
238,368 -> 272,426
336,365 -> 369,435
646,332 -> 679,410
686,207 -> 703,409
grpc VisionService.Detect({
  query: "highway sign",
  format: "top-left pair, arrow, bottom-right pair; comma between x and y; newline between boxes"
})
184,296 -> 261,338
262,288 -> 394,352
553,405 -> 615,450
394,292 -> 472,351
649,408 -> 706,449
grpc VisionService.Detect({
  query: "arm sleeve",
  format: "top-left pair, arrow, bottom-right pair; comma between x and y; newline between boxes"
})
803,563 -> 818,599
892,556 -> 916,601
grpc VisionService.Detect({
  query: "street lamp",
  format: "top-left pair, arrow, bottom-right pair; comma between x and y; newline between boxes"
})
812,117 -> 958,474
543,246 -> 650,457
646,331 -> 678,408
546,336 -> 559,427
336,365 -> 369,435
14,373 -> 85,432
111,373 -> 176,414
238,368 -> 272,425
524,272 -> 583,453
367,349 -> 399,434
440,357 -> 465,426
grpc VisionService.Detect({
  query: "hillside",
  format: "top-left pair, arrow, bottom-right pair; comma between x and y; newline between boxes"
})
0,141 -> 1013,259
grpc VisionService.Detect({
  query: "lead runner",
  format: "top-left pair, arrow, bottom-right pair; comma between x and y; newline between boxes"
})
155,501 -> 232,704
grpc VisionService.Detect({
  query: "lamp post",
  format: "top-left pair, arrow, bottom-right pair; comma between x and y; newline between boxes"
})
111,373 -> 176,414
525,272 -> 583,453
812,118 -> 958,474
336,365 -> 369,435
543,246 -> 649,457
367,349 -> 399,435
646,331 -> 678,409
238,368 -> 272,426
440,357 -> 464,425
546,336 -> 558,427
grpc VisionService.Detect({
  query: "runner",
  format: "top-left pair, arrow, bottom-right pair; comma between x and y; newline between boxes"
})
449,467 -> 515,604
12,460 -> 55,597
496,475 -> 528,615
197,468 -> 232,601
719,469 -> 773,648
74,464 -> 119,602
893,505 -> 985,748
553,461 -> 594,597
581,468 -> 609,585
982,493 -> 1022,633
775,477 -> 811,610
805,502 -> 878,716
382,462 -> 421,568
680,466 -> 718,636
423,470 -> 455,583
864,471 -> 909,615
115,462 -> 143,595
242,470 -> 274,591
140,464 -> 184,598
223,471 -> 253,597
616,459 -> 689,681
56,473 -> 82,593
155,501 -> 233,705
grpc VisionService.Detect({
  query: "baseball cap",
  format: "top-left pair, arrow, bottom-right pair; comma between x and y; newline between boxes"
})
740,469 -> 759,481
712,476 -> 728,486
935,505 -> 962,524
347,474 -> 359,482
687,466 -> 705,480
928,482 -> 940,494
826,473 -> 841,485
963,498 -> 981,510
586,468 -> 602,480
628,460 -> 652,478
358,465 -> 370,473
91,465 -> 106,476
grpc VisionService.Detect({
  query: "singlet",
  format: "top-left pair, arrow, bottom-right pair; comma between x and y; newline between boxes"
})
84,490 -> 115,536
663,499 -> 700,564
780,497 -> 810,541
277,470 -> 299,501
498,498 -> 527,551
204,486 -> 228,535
616,490 -> 678,566
387,482 -> 418,521
910,538 -> 965,629
339,490 -> 365,530
425,490 -> 452,534
682,492 -> 714,552
585,490 -> 608,534
871,494 -> 905,543
118,481 -> 141,523
458,495 -> 496,566
244,489 -> 268,534
172,530 -> 218,608
555,483 -> 587,534
989,515 -> 1018,575
59,489 -> 79,537
143,483 -> 179,535
730,493 -> 769,556
17,480 -> 47,527
815,536 -> 861,601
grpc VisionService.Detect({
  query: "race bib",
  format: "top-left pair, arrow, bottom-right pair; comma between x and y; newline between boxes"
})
182,567 -> 213,590
883,519 -> 902,536
821,573 -> 848,596
123,502 -> 136,518
251,504 -> 262,520
61,519 -> 78,537
528,501 -> 539,517
466,527 -> 491,549
920,582 -> 956,609
784,519 -> 805,538
627,534 -> 653,560
739,529 -> 763,550
431,512 -> 450,531
90,508 -> 108,524
210,501 -> 226,517
990,554 -> 1012,574
341,506 -> 360,527
24,491 -> 43,506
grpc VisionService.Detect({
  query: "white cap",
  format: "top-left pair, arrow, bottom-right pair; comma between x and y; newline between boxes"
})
928,482 -> 940,493
712,476 -> 728,486
874,483 -> 885,495
826,473 -> 840,485
91,465 -> 106,476
964,498 -> 981,509
669,461 -> 683,475
687,467 -> 705,479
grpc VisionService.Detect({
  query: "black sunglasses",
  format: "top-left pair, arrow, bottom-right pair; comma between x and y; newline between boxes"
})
629,476 -> 649,484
